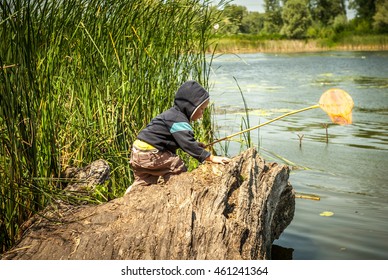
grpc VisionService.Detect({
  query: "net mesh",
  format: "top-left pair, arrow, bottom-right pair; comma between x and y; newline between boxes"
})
319,88 -> 354,125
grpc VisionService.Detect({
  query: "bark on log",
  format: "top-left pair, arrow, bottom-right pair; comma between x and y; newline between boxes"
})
2,148 -> 295,260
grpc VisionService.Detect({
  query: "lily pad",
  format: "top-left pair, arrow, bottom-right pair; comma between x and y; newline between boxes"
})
320,211 -> 334,217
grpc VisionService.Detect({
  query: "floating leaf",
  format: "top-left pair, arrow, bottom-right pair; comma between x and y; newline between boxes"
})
320,211 -> 334,217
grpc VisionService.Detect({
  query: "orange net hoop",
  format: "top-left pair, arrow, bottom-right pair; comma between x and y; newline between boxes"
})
319,88 -> 354,125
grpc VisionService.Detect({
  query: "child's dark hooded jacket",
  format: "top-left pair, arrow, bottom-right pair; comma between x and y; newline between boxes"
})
137,81 -> 211,162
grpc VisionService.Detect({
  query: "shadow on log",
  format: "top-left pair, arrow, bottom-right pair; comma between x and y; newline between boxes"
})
2,148 -> 295,260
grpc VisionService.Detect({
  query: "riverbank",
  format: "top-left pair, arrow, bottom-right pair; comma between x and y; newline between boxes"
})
210,34 -> 388,53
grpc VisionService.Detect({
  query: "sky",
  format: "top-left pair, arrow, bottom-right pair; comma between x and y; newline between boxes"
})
210,0 -> 265,12
228,0 -> 265,12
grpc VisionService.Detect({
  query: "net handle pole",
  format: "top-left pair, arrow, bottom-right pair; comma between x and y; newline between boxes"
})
205,104 -> 320,148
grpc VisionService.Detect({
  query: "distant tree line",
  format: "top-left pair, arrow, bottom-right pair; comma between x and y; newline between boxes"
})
212,0 -> 388,39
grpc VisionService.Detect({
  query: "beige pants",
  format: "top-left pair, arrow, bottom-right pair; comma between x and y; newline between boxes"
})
130,147 -> 187,187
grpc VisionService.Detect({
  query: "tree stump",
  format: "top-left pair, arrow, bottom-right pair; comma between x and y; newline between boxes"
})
2,148 -> 295,260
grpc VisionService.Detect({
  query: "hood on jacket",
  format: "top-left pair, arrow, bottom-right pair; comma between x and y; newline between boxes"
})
174,80 -> 209,120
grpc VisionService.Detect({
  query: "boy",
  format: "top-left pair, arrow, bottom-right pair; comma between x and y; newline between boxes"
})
125,80 -> 230,194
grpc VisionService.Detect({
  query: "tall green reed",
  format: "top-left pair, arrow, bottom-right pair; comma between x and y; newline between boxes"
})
0,0 -> 223,254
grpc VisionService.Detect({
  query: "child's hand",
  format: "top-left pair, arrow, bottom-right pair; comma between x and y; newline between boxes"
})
198,142 -> 206,148
207,155 -> 231,165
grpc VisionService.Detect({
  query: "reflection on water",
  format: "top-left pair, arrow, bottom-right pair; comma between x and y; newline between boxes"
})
357,107 -> 388,116
271,245 -> 294,260
209,51 -> 388,260
353,76 -> 388,88
313,75 -> 388,88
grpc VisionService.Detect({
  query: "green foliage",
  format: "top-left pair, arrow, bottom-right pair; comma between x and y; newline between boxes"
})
263,0 -> 283,34
0,0 -> 219,254
352,18 -> 374,33
306,23 -> 335,39
310,0 -> 346,25
281,0 -> 313,39
219,4 -> 248,34
241,12 -> 264,34
332,14 -> 348,33
349,0 -> 376,20
373,0 -> 388,32
213,0 -> 387,39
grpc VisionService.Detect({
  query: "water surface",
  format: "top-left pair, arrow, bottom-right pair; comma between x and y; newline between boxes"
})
208,51 -> 388,259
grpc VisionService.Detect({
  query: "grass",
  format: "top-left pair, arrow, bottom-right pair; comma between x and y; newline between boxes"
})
0,0 -> 223,254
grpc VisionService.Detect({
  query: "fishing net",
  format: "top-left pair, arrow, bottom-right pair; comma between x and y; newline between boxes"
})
319,88 -> 354,125
206,88 -> 354,147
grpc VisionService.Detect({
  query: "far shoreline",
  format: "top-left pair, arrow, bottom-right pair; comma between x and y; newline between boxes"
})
209,37 -> 388,54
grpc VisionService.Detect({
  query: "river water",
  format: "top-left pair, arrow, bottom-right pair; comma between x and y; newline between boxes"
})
208,51 -> 388,260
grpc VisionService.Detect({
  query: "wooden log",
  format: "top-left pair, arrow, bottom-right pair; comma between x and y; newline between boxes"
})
2,148 -> 295,260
